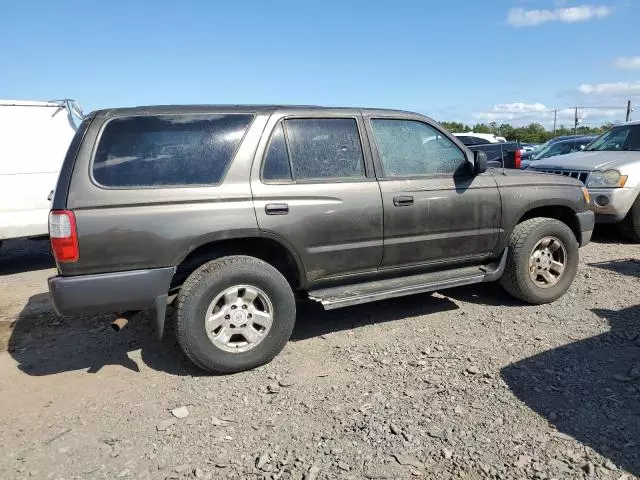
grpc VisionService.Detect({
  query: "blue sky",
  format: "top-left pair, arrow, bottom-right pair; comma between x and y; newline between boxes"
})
1,0 -> 638,127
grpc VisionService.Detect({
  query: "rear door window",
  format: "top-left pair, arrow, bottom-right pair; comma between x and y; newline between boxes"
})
261,118 -> 365,182
93,114 -> 253,187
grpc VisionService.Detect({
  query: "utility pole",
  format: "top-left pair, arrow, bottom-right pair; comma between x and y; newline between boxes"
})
553,109 -> 557,136
626,100 -> 632,122
574,107 -> 579,135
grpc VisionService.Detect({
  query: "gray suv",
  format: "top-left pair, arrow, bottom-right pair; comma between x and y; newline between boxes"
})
48,105 -> 594,373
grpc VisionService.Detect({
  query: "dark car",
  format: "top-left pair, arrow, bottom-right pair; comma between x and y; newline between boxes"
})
522,135 -> 590,161
521,136 -> 596,168
47,105 -> 594,373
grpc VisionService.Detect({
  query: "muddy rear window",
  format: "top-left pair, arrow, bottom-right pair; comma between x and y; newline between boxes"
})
92,114 -> 253,188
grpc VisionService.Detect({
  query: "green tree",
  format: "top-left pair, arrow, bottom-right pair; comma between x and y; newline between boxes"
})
472,123 -> 492,134
439,119 -> 611,143
440,121 -> 470,132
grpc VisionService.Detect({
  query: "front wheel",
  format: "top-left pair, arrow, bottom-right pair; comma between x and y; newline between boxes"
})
500,217 -> 579,304
619,195 -> 640,243
175,255 -> 296,374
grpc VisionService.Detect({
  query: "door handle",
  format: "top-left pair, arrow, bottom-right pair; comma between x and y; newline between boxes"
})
265,203 -> 289,215
393,195 -> 414,207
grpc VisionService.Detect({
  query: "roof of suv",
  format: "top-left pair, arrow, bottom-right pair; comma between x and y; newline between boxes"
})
92,104 -> 421,118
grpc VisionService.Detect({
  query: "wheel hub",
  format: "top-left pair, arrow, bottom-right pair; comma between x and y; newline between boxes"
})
231,310 -> 247,325
204,285 -> 274,353
528,236 -> 567,288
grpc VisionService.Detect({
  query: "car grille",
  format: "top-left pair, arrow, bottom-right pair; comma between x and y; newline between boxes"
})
533,168 -> 591,184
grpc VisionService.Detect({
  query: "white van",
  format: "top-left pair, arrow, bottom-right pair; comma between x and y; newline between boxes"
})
0,100 -> 81,245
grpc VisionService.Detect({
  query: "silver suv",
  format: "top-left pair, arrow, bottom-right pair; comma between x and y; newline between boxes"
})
531,121 -> 640,242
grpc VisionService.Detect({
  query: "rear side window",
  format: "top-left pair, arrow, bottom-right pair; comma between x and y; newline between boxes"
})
93,114 -> 253,187
262,123 -> 293,182
262,118 -> 365,182
470,136 -> 490,145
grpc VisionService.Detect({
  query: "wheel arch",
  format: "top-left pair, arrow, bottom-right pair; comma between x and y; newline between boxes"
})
171,232 -> 306,291
515,204 -> 580,243
504,195 -> 582,245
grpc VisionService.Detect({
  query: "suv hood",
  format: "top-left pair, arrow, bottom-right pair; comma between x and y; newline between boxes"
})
530,151 -> 638,171
491,168 -> 582,188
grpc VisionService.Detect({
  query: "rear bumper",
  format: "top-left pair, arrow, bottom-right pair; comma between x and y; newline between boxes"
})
575,210 -> 595,247
48,267 -> 174,338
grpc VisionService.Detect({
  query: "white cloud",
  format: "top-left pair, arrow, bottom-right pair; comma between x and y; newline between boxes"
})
507,5 -> 613,27
473,103 -> 557,124
578,81 -> 640,95
473,102 -> 624,127
493,102 -> 548,113
613,56 -> 640,70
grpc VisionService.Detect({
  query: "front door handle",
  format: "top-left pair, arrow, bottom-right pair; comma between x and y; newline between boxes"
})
393,195 -> 414,207
265,203 -> 289,215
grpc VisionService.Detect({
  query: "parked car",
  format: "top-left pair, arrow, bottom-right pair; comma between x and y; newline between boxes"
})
530,121 -> 640,241
522,135 -> 587,161
453,132 -> 507,145
521,136 -> 596,169
48,105 -> 594,373
519,143 -> 539,153
450,132 -> 520,168
466,142 -> 522,169
0,100 -> 82,247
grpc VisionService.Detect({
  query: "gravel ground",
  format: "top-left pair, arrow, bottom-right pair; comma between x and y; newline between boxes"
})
0,234 -> 638,480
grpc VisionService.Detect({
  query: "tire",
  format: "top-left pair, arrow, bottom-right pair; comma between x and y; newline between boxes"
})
619,195 -> 640,243
175,255 -> 296,374
500,217 -> 579,305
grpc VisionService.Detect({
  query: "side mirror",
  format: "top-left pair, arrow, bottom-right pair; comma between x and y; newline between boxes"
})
579,144 -> 586,151
473,150 -> 488,175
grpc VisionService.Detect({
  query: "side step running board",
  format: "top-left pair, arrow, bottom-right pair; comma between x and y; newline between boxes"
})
308,249 -> 508,310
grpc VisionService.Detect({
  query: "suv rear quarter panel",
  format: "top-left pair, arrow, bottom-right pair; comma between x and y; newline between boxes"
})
60,110 -> 270,276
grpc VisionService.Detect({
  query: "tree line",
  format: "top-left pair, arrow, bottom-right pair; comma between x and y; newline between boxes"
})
439,121 -> 612,144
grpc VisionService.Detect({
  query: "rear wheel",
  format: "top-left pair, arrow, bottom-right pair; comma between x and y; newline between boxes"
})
175,255 -> 296,374
500,217 -> 579,304
619,195 -> 640,243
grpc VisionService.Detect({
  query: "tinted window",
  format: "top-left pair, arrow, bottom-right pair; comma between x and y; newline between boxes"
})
284,119 -> 365,180
93,114 -> 253,187
457,136 -> 475,146
262,123 -> 293,182
371,119 -> 467,177
470,136 -> 491,145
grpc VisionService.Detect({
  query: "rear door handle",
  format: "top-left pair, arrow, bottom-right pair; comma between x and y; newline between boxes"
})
265,203 -> 289,215
393,195 -> 414,207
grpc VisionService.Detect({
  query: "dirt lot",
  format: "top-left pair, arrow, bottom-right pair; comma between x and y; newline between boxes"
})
0,234 -> 638,480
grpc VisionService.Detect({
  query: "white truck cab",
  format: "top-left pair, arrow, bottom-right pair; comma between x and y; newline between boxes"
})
0,100 -> 81,245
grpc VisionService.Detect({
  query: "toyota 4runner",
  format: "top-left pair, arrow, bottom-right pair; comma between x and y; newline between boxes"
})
48,105 -> 594,373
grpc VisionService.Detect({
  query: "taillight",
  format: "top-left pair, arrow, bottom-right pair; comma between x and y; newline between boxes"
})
49,210 -> 79,263
514,149 -> 522,169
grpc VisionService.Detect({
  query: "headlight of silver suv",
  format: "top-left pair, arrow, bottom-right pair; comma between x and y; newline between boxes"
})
586,169 -> 628,188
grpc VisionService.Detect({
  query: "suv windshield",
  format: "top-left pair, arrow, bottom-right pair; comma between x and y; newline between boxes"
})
586,124 -> 640,151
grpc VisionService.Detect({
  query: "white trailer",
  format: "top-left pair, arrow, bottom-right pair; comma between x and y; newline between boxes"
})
0,100 -> 82,245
